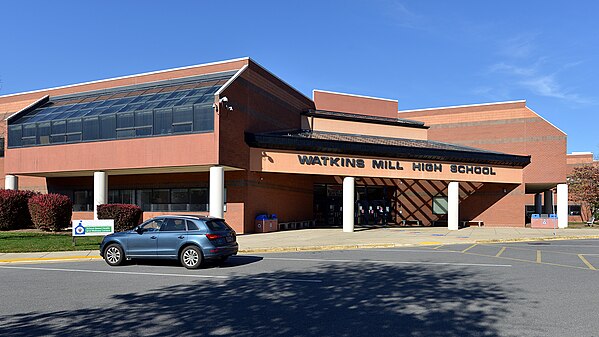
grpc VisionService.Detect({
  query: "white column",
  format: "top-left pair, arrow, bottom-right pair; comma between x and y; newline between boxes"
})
557,183 -> 568,229
343,177 -> 355,233
209,166 -> 225,218
93,171 -> 107,220
448,181 -> 459,231
4,175 -> 18,190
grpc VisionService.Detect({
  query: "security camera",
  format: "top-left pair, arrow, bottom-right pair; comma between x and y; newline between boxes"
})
219,96 -> 229,103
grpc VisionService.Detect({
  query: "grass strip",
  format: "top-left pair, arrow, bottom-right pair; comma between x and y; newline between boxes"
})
0,232 -> 101,253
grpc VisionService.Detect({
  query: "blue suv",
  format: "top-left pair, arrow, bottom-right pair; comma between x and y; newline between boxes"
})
99,215 -> 238,269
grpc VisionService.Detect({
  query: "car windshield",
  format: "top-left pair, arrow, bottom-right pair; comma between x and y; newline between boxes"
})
205,219 -> 231,231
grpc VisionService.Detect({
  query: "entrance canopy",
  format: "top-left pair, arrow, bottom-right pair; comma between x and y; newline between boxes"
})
247,130 -> 530,184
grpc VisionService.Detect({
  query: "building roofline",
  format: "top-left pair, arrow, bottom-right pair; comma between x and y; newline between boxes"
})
245,131 -> 531,168
248,58 -> 313,103
312,89 -> 398,103
525,106 -> 566,136
0,57 -> 250,100
397,100 -> 527,113
5,95 -> 49,121
215,64 -> 249,96
303,109 -> 428,129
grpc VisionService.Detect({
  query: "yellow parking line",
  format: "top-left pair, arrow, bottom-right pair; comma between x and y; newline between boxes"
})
421,246 -> 598,271
462,244 -> 477,253
495,247 -> 506,257
536,250 -> 542,263
578,254 -> 597,270
419,241 -> 442,245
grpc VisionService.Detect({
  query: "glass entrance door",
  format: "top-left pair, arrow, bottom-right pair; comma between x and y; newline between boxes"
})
314,184 -> 395,227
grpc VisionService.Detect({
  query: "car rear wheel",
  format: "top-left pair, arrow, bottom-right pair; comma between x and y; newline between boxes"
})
180,246 -> 202,269
104,244 -> 125,266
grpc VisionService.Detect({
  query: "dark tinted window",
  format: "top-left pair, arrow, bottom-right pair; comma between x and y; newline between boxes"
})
99,115 -> 116,139
117,112 -> 134,129
186,220 -> 200,231
67,119 -> 81,134
153,108 -> 172,135
6,71 -> 234,148
73,190 -> 92,211
161,218 -> 186,232
205,220 -> 231,231
193,104 -> 214,131
82,117 -> 99,141
0,138 -> 4,157
8,125 -> 22,147
38,122 -> 51,145
51,120 -> 66,134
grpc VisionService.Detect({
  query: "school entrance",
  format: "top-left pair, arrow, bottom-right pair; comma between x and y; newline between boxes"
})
313,183 -> 395,227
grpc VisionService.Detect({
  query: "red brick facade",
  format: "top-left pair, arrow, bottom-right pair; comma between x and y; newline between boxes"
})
0,58 -> 575,232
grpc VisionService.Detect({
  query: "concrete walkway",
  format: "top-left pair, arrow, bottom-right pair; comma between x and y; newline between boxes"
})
1,227 -> 598,264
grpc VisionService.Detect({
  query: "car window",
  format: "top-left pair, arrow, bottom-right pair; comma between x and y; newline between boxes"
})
205,219 -> 231,231
186,220 -> 200,231
160,218 -> 186,232
140,219 -> 162,232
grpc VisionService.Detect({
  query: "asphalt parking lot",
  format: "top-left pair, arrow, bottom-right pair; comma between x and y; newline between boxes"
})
1,239 -> 598,337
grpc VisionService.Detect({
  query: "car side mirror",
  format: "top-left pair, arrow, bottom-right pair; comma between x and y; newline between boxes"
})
135,227 -> 144,234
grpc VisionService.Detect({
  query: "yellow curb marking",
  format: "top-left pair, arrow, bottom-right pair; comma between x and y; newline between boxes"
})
0,256 -> 101,263
536,250 -> 542,263
419,241 -> 442,245
495,247 -> 506,257
578,254 -> 596,270
462,244 -> 477,253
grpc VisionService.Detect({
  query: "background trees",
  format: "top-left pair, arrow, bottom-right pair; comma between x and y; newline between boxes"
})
568,165 -> 599,222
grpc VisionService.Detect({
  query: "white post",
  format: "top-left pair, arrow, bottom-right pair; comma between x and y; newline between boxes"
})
4,175 -> 18,190
448,181 -> 459,231
557,183 -> 568,229
93,171 -> 107,220
209,166 -> 225,218
343,177 -> 355,233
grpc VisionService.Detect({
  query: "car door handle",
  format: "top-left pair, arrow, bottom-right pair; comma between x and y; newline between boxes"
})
178,236 -> 184,239
150,236 -> 157,239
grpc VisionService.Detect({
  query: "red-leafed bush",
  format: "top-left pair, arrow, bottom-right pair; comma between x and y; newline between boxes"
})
97,204 -> 143,232
28,193 -> 73,231
0,189 -> 39,230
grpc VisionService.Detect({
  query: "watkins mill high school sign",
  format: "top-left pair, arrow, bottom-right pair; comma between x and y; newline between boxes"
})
297,155 -> 499,176
249,149 -> 523,184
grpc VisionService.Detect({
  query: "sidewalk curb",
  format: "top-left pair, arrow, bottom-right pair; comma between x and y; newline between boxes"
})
238,243 -> 405,254
2,235 -> 599,263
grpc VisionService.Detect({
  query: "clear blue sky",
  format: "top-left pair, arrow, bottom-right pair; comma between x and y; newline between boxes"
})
1,1 -> 597,153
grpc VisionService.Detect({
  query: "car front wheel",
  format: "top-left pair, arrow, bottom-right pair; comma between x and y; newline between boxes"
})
104,244 -> 125,266
180,246 -> 202,269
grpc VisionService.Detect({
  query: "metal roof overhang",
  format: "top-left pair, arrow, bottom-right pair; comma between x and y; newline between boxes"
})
245,132 -> 531,168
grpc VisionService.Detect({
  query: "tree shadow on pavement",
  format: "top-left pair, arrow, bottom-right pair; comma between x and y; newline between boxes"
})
0,262 -> 518,337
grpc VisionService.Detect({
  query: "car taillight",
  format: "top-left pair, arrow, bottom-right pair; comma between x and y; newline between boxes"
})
205,234 -> 222,240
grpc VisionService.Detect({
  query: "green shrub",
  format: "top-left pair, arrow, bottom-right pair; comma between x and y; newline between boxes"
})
97,204 -> 143,232
28,194 -> 73,231
0,189 -> 39,230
